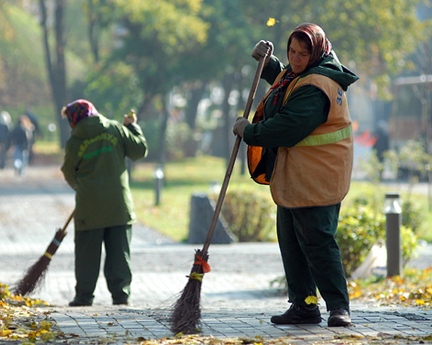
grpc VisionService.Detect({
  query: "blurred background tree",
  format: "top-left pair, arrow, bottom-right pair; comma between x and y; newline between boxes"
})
0,0 -> 430,163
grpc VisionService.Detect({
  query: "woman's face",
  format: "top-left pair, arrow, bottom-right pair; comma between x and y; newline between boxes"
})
288,37 -> 311,74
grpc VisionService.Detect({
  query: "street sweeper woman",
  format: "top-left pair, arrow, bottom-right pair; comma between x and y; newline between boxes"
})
232,23 -> 358,327
61,99 -> 148,306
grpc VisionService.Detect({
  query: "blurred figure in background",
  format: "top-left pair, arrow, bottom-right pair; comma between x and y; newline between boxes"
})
0,111 -> 13,169
25,108 -> 41,164
11,114 -> 34,176
372,120 -> 389,180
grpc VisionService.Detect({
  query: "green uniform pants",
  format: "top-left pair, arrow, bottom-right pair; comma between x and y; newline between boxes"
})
276,203 -> 349,311
73,225 -> 132,304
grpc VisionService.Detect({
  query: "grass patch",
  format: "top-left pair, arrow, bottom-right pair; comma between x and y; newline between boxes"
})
130,155 -> 432,243
130,155 -> 272,242
32,141 -> 432,243
32,140 -> 63,165
343,180 -> 432,243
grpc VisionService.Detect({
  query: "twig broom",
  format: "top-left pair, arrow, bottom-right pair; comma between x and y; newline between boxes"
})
169,54 -> 268,334
13,210 -> 75,296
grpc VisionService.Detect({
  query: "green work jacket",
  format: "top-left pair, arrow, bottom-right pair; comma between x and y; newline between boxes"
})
61,114 -> 148,231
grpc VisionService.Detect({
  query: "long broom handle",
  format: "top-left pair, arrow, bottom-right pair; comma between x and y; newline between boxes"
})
60,209 -> 75,235
201,53 -> 268,255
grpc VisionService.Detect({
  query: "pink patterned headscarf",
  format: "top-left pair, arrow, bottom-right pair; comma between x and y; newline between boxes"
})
287,23 -> 332,67
62,99 -> 98,128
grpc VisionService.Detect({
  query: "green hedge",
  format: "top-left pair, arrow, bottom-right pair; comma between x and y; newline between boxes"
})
212,188 -> 276,242
336,196 -> 418,276
216,189 -> 419,278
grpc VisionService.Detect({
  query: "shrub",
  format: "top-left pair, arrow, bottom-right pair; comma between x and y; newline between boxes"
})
212,188 -> 276,242
214,182 -> 420,278
336,200 -> 385,275
337,196 -> 418,277
271,195 -> 419,291
402,199 -> 424,234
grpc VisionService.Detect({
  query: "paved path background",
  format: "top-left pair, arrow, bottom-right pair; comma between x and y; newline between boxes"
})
0,161 -> 431,344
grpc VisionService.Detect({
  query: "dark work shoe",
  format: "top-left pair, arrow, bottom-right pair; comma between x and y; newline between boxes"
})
271,304 -> 321,324
328,309 -> 351,327
68,300 -> 92,307
113,300 -> 129,305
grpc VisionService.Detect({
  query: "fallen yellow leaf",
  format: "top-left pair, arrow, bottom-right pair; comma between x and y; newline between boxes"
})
304,295 -> 318,305
266,18 -> 277,27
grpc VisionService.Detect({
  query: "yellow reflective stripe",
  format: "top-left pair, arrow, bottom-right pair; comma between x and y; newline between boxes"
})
295,125 -> 352,147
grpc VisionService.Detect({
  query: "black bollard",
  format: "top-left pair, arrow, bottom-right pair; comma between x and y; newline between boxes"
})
384,192 -> 402,277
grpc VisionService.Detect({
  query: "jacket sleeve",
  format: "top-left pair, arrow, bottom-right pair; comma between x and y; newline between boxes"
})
261,57 -> 285,85
121,123 -> 148,161
243,86 -> 329,148
61,143 -> 78,190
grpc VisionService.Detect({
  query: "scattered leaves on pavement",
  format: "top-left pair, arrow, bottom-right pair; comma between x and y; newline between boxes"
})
1,267 -> 432,344
0,283 -> 58,343
348,266 -> 432,307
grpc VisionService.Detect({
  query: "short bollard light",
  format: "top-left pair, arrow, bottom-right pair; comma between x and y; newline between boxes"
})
154,165 -> 164,206
384,192 -> 402,277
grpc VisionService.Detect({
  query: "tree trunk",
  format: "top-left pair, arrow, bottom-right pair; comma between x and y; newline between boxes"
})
86,0 -> 100,63
185,82 -> 207,130
39,0 -> 68,147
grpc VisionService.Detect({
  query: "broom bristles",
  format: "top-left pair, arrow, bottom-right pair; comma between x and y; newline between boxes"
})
13,255 -> 51,296
13,228 -> 66,296
170,278 -> 203,334
170,250 -> 209,334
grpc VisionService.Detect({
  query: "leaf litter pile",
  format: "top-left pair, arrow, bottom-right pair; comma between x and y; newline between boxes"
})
1,267 -> 431,344
348,267 -> 432,307
0,283 -> 56,344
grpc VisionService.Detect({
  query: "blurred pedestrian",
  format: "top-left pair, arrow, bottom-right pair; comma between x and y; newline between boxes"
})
233,23 -> 358,327
25,108 -> 41,165
61,99 -> 148,306
11,114 -> 34,175
372,120 -> 389,180
0,111 -> 13,169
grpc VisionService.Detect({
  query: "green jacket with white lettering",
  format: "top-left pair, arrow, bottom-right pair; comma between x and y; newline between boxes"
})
61,114 -> 147,231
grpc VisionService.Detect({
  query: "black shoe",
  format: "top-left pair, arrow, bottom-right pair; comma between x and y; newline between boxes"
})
68,300 -> 92,307
328,309 -> 351,327
271,304 -> 321,324
113,300 -> 129,305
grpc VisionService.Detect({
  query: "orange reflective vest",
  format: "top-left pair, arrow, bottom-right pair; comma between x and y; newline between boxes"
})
247,72 -> 353,208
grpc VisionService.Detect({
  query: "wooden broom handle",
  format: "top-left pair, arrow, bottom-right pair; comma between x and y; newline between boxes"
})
201,54 -> 268,255
60,209 -> 75,236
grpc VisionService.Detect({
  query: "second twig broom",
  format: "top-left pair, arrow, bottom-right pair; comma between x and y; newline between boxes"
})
13,210 -> 75,296
169,53 -> 268,335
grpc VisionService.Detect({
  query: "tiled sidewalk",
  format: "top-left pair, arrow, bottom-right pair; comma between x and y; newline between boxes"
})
1,164 -> 431,344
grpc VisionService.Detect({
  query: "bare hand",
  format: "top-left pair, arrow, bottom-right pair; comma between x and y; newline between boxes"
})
123,111 -> 137,125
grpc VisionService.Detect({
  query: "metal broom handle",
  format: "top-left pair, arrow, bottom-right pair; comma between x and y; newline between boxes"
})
201,52 -> 269,255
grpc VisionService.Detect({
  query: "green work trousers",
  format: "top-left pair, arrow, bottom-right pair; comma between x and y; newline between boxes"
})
73,224 -> 132,304
276,203 -> 349,311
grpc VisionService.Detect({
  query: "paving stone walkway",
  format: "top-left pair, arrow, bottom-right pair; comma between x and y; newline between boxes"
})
0,162 -> 431,344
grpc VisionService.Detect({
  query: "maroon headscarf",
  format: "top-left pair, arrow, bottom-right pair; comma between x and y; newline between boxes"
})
287,22 -> 332,68
62,99 -> 98,128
